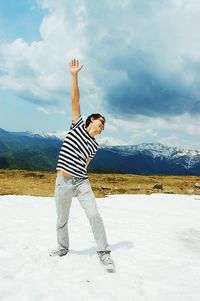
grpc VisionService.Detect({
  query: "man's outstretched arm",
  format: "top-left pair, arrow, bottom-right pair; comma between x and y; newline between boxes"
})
69,59 -> 83,122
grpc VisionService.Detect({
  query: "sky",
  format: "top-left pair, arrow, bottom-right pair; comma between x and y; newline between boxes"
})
0,0 -> 200,149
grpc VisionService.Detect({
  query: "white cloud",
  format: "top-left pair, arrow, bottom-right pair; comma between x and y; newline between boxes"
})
0,1 -> 91,105
110,113 -> 200,149
37,106 -> 50,115
1,0 -> 200,109
37,106 -> 65,115
97,136 -> 128,146
159,134 -> 200,150
0,37 -> 68,104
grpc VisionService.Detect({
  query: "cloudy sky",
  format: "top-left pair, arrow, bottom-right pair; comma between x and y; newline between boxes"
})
0,0 -> 200,150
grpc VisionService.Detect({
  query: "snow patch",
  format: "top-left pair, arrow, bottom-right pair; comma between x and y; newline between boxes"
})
0,194 -> 200,301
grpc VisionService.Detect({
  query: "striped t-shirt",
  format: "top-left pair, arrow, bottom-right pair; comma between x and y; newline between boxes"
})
56,116 -> 99,178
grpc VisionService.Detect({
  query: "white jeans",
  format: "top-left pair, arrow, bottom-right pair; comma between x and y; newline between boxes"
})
54,175 -> 109,252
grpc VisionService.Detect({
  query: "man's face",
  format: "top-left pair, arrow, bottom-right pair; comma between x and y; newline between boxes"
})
92,117 -> 105,133
98,117 -> 105,130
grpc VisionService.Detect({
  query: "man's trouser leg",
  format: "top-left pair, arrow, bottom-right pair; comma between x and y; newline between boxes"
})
54,175 -> 73,250
74,178 -> 109,251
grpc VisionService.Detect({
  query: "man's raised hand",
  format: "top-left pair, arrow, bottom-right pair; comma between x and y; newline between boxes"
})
69,59 -> 83,75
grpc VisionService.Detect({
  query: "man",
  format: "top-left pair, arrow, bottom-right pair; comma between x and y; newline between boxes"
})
51,59 -> 114,270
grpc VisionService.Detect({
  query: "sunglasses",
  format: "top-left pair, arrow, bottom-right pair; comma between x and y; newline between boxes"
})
99,118 -> 105,125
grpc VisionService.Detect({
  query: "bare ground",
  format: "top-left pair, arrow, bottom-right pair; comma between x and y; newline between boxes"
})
0,169 -> 200,198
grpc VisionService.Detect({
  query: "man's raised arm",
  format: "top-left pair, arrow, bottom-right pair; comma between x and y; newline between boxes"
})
69,59 -> 83,122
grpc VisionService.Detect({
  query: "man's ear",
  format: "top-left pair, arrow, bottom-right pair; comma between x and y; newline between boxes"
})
91,117 -> 94,123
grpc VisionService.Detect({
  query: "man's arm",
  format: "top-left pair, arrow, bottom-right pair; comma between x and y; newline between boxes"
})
86,158 -> 91,168
69,59 -> 83,122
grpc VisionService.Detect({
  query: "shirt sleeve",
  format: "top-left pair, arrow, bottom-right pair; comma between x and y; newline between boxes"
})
70,116 -> 84,130
89,148 -> 98,159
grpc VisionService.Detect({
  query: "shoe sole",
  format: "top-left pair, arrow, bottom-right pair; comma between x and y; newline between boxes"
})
102,262 -> 116,273
49,250 -> 68,257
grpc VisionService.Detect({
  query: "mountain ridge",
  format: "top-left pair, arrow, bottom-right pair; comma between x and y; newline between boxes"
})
0,128 -> 200,175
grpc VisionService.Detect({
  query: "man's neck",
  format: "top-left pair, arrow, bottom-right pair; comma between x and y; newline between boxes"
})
86,127 -> 98,138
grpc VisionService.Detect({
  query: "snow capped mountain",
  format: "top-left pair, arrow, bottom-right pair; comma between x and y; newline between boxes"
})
33,131 -> 66,140
0,128 -> 200,175
100,142 -> 200,161
9,130 -> 67,141
5,128 -> 199,162
96,143 -> 200,173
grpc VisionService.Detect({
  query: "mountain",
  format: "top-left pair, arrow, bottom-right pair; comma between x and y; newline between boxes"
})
90,143 -> 200,175
0,128 -> 200,175
0,128 -> 62,171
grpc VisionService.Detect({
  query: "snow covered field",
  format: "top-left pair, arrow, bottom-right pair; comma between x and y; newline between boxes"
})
0,193 -> 200,301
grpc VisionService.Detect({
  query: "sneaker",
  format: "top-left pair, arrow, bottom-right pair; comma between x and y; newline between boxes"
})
49,248 -> 69,257
97,250 -> 115,271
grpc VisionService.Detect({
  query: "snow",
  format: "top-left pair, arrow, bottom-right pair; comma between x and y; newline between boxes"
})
35,131 -> 66,140
0,193 -> 200,301
101,143 -> 200,161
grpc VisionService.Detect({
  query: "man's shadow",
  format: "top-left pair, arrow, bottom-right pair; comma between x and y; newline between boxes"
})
70,240 -> 134,256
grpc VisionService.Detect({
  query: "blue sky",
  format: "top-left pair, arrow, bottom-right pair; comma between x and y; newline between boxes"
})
0,0 -> 200,149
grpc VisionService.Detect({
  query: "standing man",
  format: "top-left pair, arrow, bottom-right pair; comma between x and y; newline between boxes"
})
51,59 -> 114,271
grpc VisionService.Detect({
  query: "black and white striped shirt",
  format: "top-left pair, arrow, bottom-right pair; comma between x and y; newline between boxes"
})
56,116 -> 99,178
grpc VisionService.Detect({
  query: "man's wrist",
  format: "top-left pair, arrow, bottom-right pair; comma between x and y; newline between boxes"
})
71,73 -> 78,78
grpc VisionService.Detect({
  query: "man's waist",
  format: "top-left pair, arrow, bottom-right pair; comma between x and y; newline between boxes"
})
57,170 -> 74,178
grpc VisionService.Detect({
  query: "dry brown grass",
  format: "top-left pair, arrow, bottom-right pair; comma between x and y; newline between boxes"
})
0,169 -> 56,197
0,169 -> 199,198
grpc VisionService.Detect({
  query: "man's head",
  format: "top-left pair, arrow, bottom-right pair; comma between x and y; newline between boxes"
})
85,113 -> 105,135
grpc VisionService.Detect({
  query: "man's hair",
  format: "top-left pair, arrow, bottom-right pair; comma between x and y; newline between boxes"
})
85,113 -> 105,127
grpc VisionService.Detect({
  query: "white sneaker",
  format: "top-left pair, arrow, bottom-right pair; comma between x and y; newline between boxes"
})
97,251 -> 115,271
49,248 -> 69,257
